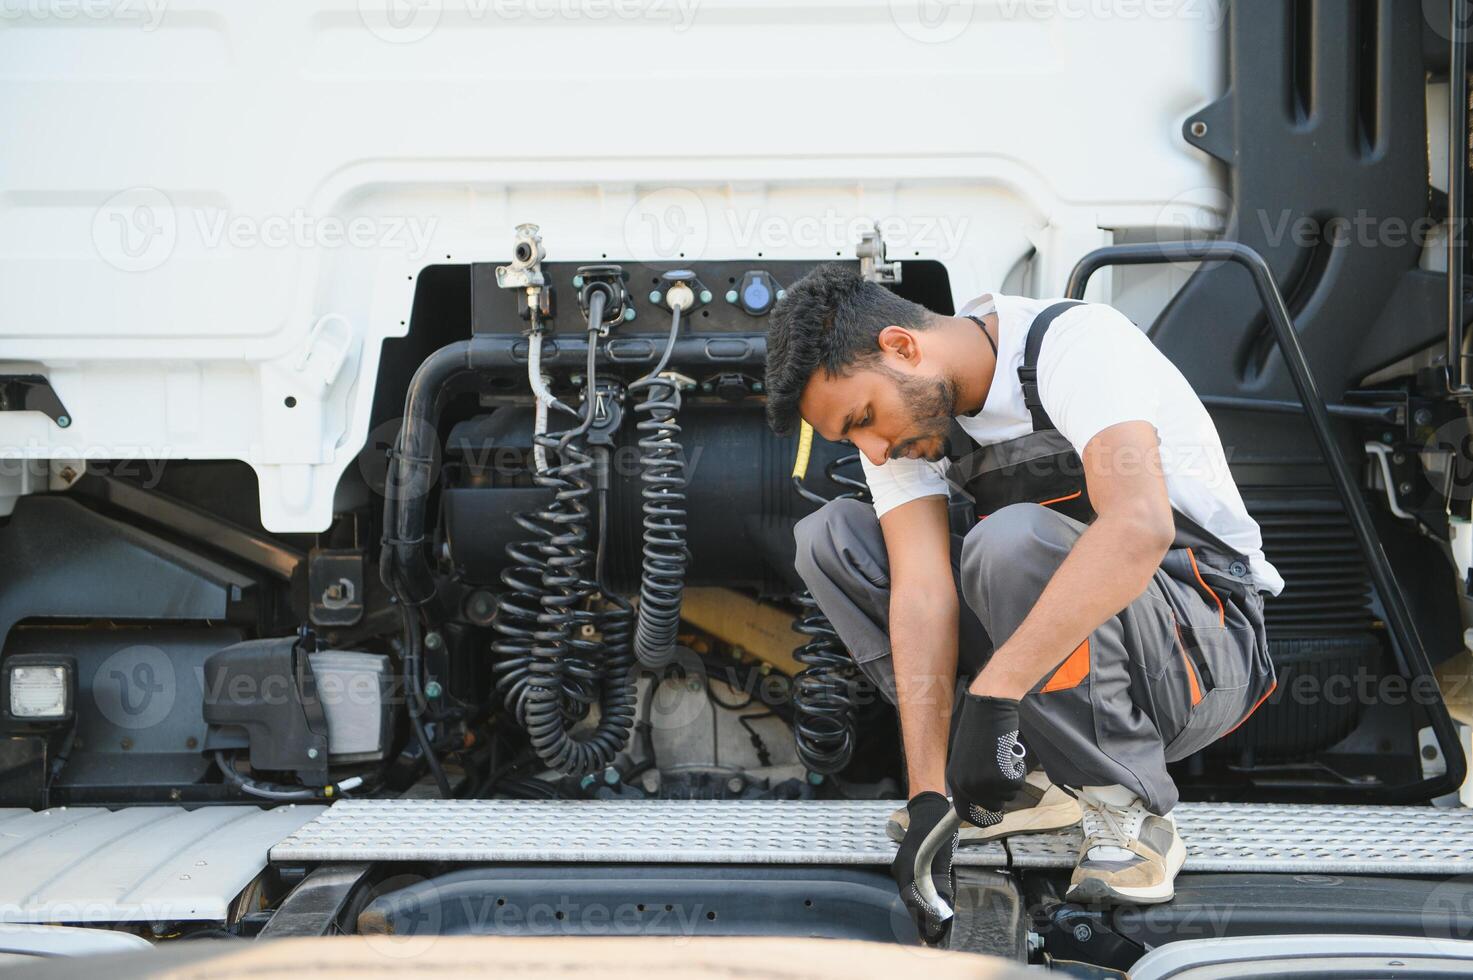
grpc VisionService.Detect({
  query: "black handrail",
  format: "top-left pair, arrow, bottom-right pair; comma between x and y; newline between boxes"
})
1067,240 -> 1466,804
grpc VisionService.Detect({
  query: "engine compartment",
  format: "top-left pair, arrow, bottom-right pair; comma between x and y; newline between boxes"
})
0,218 -> 1464,816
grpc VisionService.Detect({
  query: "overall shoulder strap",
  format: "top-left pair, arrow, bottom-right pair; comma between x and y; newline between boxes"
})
1019,300 -> 1084,432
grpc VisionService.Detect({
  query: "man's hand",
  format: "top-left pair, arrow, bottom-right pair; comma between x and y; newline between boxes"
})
891,791 -> 958,945
945,694 -> 1027,827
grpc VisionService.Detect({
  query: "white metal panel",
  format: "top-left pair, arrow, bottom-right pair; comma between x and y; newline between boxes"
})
0,0 -> 1226,529
0,805 -> 324,923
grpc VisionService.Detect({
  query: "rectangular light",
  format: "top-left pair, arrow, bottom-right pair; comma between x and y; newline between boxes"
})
7,662 -> 71,721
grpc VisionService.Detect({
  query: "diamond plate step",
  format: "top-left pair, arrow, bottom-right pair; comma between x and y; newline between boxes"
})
270,799 -> 1008,865
1007,801 -> 1473,875
271,799 -> 1473,875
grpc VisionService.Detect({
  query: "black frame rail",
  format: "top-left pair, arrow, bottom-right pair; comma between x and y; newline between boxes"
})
1066,240 -> 1466,804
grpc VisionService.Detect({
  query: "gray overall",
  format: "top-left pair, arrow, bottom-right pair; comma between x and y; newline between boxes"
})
793,303 -> 1277,814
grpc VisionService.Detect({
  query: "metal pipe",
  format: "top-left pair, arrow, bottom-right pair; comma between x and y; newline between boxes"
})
1199,394 -> 1399,424
1066,240 -> 1467,804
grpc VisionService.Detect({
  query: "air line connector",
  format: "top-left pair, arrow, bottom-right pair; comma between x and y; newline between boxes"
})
496,223 -> 554,328
576,264 -> 629,335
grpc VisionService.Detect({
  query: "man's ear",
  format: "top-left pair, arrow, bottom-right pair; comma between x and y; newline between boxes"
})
877,324 -> 918,364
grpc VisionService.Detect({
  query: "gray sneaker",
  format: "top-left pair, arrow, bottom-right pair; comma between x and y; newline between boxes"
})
1064,785 -> 1186,905
886,770 -> 1081,844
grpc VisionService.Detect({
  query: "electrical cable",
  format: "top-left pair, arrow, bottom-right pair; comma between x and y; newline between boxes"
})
507,288 -> 638,775
789,420 -> 868,776
214,752 -> 364,802
400,605 -> 452,797
629,302 -> 690,668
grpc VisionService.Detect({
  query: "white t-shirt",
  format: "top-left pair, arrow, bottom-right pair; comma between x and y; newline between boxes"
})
860,292 -> 1284,595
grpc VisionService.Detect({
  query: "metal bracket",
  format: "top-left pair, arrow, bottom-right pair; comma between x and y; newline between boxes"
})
0,375 -> 72,428
857,224 -> 901,285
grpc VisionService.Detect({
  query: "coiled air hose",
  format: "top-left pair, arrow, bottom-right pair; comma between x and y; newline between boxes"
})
790,420 -> 869,776
629,299 -> 690,668
494,284 -> 637,775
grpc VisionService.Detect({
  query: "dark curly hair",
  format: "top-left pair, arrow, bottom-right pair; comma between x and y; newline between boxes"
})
764,263 -> 938,435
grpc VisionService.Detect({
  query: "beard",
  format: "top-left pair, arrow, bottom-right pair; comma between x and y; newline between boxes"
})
882,366 -> 958,462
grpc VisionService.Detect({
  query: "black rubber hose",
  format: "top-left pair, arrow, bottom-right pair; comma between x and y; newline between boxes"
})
791,451 -> 868,776
515,291 -> 637,774
791,592 -> 860,774
629,304 -> 689,668
380,340 -> 472,607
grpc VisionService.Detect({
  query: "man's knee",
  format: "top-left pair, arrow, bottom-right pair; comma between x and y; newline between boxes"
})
960,503 -> 1078,607
793,497 -> 879,587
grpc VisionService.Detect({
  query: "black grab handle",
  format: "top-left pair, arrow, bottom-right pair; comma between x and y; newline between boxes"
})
1067,240 -> 1466,804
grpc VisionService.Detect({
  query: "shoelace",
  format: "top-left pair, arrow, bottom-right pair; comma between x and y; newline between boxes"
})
1081,798 -> 1146,850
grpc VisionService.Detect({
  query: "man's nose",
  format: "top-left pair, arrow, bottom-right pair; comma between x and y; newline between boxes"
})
853,433 -> 889,467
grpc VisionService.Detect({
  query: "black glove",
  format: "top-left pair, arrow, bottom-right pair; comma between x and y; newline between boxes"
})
946,693 -> 1027,828
890,790 -> 957,946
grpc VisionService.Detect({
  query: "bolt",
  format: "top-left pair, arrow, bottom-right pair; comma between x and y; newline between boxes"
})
1073,923 -> 1093,943
120,737 -> 133,751
701,382 -> 713,392
1393,453 -> 1406,464
725,289 -> 738,304
58,466 -> 77,483
624,307 -> 636,321
424,631 -> 444,650
185,737 -> 198,749
1381,431 -> 1395,444
425,680 -> 442,699
641,769 -> 661,793
573,275 -> 584,287
307,747 -> 319,760
726,776 -> 744,794
649,290 -> 662,304
1415,408 -> 1434,427
1398,482 -> 1414,495
699,289 -> 712,304
603,766 -> 620,785
466,591 -> 496,624
807,771 -> 824,785
580,773 -> 596,790
686,678 -> 702,693
752,382 -> 764,393
1189,120 -> 1208,138
776,289 -> 786,301
56,415 -> 70,428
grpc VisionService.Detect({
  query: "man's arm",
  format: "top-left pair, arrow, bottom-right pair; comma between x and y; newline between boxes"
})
879,494 -> 958,795
968,420 -> 1174,699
